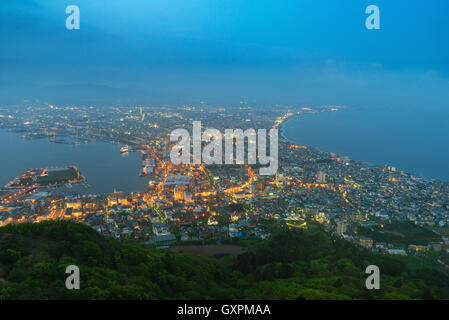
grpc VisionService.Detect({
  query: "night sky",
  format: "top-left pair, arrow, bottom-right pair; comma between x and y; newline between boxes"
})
1,0 -> 448,107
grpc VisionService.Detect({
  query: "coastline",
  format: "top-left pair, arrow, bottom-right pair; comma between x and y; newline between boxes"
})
0,129 -> 149,194
279,113 -> 299,142
278,110 -> 447,182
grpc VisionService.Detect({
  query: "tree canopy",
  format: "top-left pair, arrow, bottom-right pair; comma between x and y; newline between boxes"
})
0,221 -> 448,300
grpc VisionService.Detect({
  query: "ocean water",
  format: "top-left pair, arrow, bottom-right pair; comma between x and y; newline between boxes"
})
282,107 -> 449,181
0,130 -> 149,194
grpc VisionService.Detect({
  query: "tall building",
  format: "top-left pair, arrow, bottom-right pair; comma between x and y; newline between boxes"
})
316,171 -> 327,183
337,221 -> 347,235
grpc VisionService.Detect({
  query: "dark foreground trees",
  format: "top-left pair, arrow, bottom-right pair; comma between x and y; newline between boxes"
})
0,221 -> 448,300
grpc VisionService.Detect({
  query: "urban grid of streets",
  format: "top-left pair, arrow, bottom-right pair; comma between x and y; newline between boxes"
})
0,104 -> 448,257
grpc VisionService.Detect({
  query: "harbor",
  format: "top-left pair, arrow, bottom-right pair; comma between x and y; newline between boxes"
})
0,129 -> 149,195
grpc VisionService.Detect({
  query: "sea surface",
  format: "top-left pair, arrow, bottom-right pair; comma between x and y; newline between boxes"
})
282,106 -> 449,181
0,129 -> 148,194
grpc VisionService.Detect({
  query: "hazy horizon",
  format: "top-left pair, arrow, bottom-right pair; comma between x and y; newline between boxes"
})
1,0 -> 448,109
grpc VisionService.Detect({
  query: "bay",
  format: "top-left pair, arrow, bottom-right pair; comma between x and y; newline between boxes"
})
282,106 -> 449,181
0,129 -> 148,194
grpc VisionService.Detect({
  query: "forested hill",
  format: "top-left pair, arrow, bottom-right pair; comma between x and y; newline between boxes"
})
0,221 -> 448,300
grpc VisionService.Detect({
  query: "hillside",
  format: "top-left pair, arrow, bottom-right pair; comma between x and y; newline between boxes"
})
0,221 -> 448,300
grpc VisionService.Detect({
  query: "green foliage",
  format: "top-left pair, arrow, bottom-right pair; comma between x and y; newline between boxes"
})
356,221 -> 440,245
0,221 -> 448,300
36,167 -> 78,186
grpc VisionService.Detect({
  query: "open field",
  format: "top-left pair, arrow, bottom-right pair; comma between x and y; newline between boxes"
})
170,244 -> 246,257
36,167 -> 79,186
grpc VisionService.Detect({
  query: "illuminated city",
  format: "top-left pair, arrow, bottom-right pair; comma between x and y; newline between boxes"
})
1,104 -> 448,253
1,0 -> 449,306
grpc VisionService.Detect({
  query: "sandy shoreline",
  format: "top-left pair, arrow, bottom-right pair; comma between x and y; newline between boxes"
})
279,113 -> 300,144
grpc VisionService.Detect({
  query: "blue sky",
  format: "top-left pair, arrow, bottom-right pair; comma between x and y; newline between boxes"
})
1,0 -> 448,107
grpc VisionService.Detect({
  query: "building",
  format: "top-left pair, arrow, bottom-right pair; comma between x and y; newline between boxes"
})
152,223 -> 171,236
388,249 -> 407,256
408,245 -> 428,253
336,221 -> 347,235
165,175 -> 191,186
359,237 -> 374,248
316,171 -> 327,183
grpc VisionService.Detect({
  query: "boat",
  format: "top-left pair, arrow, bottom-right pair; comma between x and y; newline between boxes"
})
120,145 -> 129,153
